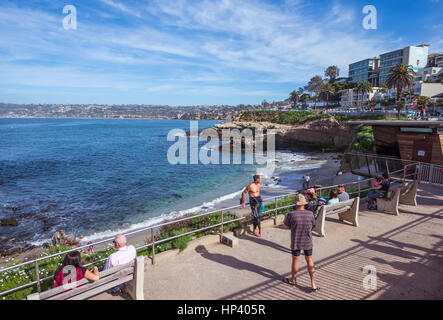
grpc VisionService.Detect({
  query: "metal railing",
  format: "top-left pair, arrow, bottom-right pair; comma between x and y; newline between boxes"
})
346,152 -> 443,186
0,157 -> 436,298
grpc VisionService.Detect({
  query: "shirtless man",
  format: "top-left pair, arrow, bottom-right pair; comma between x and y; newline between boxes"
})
241,175 -> 263,237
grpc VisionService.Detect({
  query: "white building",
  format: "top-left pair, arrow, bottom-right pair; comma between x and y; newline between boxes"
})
411,83 -> 443,99
414,67 -> 443,85
339,88 -> 380,108
379,44 -> 429,84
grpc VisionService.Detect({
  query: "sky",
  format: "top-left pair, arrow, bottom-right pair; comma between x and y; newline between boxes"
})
0,0 -> 442,106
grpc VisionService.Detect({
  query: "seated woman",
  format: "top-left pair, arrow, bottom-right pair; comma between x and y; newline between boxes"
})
326,189 -> 339,205
367,173 -> 390,210
373,176 -> 382,189
304,188 -> 319,215
54,251 -> 99,288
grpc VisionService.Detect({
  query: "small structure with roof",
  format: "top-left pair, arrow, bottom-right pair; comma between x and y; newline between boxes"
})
348,120 -> 443,165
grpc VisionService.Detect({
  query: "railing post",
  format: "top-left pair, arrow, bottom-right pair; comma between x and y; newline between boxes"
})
366,156 -> 371,177
35,262 -> 41,293
151,228 -> 155,265
274,197 -> 278,224
385,159 -> 390,176
220,210 -> 224,237
429,165 -> 434,184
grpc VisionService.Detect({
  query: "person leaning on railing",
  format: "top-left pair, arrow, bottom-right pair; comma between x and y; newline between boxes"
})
54,251 -> 99,288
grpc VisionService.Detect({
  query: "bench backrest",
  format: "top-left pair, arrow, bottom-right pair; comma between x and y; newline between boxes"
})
28,258 -> 140,300
387,183 -> 404,199
323,198 -> 357,216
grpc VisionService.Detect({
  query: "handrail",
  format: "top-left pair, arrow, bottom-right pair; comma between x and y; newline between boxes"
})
0,157 -> 437,298
346,152 -> 443,186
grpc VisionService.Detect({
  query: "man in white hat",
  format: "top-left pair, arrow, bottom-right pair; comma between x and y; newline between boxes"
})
283,194 -> 319,292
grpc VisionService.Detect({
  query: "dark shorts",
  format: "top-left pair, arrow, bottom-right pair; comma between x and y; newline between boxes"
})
292,249 -> 313,257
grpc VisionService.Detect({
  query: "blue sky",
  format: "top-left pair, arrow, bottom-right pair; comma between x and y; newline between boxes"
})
0,0 -> 441,106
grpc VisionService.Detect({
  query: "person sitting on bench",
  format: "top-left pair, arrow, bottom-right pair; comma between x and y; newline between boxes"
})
326,189 -> 339,205
54,251 -> 100,289
104,235 -> 136,295
367,173 -> 390,210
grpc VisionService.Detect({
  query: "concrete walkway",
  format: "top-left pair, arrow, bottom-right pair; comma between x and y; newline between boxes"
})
92,184 -> 443,300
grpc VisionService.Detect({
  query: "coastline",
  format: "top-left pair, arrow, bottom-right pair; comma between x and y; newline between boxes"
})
0,149 -> 346,266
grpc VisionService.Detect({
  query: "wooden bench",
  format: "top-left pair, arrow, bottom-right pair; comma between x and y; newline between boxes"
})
399,181 -> 419,206
27,256 -> 145,300
376,184 -> 403,216
313,197 -> 360,237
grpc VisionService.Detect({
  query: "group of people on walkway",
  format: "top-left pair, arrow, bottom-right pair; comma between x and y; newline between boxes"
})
240,172 -> 392,292
241,174 -> 351,292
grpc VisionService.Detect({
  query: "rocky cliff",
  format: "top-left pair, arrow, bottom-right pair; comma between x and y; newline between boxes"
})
212,115 -> 355,151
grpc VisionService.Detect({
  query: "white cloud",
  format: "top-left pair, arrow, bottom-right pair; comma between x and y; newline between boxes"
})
0,0 -> 436,104
98,0 -> 141,17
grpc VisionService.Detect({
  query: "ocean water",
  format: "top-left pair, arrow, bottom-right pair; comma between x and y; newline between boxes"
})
0,118 -> 316,245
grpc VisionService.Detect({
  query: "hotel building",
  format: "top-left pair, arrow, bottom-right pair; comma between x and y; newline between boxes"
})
348,58 -> 380,87
378,45 -> 430,84
348,45 -> 430,86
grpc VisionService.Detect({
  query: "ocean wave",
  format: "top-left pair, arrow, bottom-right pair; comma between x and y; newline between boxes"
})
78,189 -> 244,244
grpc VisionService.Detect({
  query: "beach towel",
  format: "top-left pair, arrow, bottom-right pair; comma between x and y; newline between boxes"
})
258,203 -> 266,216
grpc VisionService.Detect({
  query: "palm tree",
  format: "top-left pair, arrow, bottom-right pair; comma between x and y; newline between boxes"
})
322,84 -> 335,107
290,90 -> 300,108
312,93 -> 320,110
325,66 -> 340,83
355,81 -> 373,110
385,63 -> 416,119
417,96 -> 432,119
300,93 -> 311,107
402,89 -> 418,111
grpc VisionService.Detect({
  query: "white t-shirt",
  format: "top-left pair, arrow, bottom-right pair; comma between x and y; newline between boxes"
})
104,245 -> 136,270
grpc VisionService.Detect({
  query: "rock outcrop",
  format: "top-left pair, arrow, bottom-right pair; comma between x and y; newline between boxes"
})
212,117 -> 354,151
1,218 -> 19,227
51,230 -> 79,247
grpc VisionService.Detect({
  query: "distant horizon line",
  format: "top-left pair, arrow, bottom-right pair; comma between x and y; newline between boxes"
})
0,102 -> 266,107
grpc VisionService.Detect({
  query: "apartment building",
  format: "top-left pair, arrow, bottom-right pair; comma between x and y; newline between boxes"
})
339,88 -> 379,108
428,53 -> 443,68
378,45 -> 429,84
348,45 -> 430,86
349,58 -> 380,87
414,67 -> 443,85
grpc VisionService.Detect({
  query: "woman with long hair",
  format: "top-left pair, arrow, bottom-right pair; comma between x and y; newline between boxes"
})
326,189 -> 339,205
54,251 -> 99,288
304,188 -> 319,214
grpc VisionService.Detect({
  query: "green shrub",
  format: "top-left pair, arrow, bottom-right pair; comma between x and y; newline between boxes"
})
352,125 -> 374,153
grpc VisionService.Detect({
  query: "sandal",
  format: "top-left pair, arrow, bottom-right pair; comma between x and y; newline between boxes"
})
311,287 -> 320,292
283,278 -> 297,286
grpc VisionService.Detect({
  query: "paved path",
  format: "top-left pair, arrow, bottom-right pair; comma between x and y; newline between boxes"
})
92,184 -> 443,300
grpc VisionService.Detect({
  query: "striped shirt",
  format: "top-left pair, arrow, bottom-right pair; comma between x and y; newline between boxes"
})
284,210 -> 315,251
